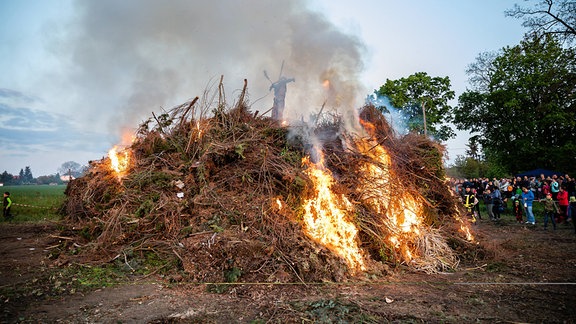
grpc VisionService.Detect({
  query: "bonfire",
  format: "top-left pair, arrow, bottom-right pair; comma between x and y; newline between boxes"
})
61,79 -> 474,283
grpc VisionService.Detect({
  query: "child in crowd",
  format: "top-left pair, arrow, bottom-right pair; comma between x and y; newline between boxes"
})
513,200 -> 523,223
542,193 -> 559,230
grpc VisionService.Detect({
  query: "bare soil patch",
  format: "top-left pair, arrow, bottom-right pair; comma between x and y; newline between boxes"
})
1,219 -> 575,323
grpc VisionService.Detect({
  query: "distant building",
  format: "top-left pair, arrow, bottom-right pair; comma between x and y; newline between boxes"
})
60,175 -> 75,182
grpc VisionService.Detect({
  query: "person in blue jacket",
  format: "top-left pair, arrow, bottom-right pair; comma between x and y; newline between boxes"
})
522,187 -> 535,225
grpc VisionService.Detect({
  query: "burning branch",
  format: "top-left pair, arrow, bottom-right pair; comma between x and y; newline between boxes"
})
301,154 -> 366,272
108,145 -> 131,180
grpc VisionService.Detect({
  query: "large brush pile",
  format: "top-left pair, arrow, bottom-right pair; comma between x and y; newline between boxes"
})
61,81 -> 472,283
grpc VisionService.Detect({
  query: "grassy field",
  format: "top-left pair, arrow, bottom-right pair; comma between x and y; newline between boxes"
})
1,185 -> 67,222
478,198 -> 548,222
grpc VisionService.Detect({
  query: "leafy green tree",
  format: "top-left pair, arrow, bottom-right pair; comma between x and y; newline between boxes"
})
23,166 -> 34,184
506,0 -> 576,44
461,156 -> 480,179
449,155 -> 493,180
36,174 -> 64,185
0,171 -> 14,185
454,34 -> 576,175
18,168 -> 25,185
374,72 -> 456,141
465,135 -> 482,161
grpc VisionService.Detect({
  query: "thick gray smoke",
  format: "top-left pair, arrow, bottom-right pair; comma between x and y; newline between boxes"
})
47,0 -> 367,141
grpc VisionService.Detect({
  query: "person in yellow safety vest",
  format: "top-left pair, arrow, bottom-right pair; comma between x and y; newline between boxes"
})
461,187 -> 479,223
3,191 -> 13,221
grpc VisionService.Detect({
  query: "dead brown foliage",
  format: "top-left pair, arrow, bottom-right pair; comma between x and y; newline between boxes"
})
61,81 -> 474,283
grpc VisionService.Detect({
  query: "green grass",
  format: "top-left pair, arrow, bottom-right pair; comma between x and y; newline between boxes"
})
1,184 -> 67,222
478,198 -> 547,222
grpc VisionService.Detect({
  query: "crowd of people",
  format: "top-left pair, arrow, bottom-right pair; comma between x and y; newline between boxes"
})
450,174 -> 576,232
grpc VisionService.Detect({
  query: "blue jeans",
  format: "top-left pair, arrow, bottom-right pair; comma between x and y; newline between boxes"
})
526,205 -> 535,223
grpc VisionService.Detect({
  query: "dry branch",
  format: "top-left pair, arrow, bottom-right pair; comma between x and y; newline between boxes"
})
60,82 -> 473,283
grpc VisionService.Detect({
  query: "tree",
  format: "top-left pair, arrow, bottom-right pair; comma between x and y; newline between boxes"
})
465,51 -> 500,92
0,171 -> 14,185
58,161 -> 86,179
454,34 -> 576,175
374,72 -> 455,141
23,166 -> 34,184
465,135 -> 482,161
506,0 -> 576,44
36,174 -> 63,185
18,169 -> 25,185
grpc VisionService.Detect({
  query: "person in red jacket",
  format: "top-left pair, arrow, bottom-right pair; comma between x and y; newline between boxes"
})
556,186 -> 569,224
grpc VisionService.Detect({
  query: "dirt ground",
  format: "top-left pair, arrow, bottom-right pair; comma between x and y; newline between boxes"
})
1,216 -> 575,323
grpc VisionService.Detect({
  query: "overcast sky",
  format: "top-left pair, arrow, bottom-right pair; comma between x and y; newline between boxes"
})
0,0 -> 526,176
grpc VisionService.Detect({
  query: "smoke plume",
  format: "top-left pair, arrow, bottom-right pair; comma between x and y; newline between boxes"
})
45,0 -> 367,140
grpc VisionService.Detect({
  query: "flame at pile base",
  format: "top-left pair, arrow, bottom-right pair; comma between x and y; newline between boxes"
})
352,137 -> 424,262
302,155 -> 366,272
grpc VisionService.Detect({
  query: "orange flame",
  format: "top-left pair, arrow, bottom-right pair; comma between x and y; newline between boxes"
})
302,154 -> 365,271
107,129 -> 135,180
353,135 -> 423,262
120,129 -> 136,146
298,118 -> 468,270
196,120 -> 204,139
453,204 -> 475,241
460,221 -> 474,241
446,183 -> 475,241
108,145 -> 130,179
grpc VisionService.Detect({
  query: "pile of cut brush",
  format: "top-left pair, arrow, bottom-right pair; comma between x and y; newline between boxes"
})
61,80 -> 475,283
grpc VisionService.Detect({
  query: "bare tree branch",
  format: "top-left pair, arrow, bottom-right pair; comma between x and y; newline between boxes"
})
506,0 -> 576,43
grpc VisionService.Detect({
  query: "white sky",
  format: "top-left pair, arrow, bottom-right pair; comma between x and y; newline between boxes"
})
0,0 -> 526,176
